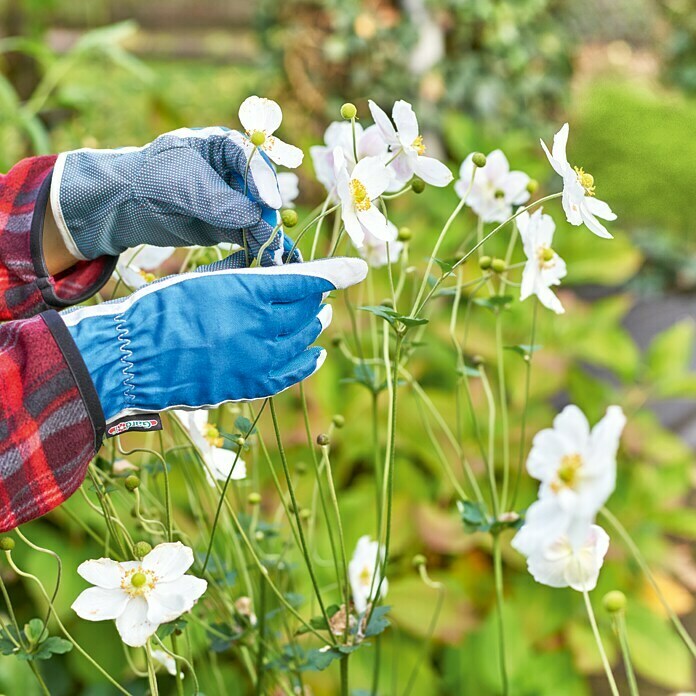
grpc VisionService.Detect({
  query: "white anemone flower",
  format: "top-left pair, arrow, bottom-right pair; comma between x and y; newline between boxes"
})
348,536 -> 388,614
310,121 -> 364,200
368,99 -> 453,187
174,410 -> 246,487
334,148 -> 390,247
115,245 -> 175,290
359,221 -> 404,268
526,405 -> 625,546
518,209 -> 567,315
456,150 -> 531,223
72,542 -> 207,647
541,123 -> 616,239
277,172 -> 299,208
523,524 -> 610,592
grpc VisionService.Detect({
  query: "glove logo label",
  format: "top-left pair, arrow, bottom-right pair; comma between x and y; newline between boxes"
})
105,415 -> 163,438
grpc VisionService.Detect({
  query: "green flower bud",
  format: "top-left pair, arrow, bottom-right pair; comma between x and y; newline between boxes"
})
472,152 -> 487,168
526,179 -> 539,194
248,492 -> 262,506
491,258 -> 506,274
133,541 -> 152,559
125,475 -> 140,492
479,255 -> 492,270
380,298 -> 395,308
281,209 -> 298,228
398,226 -> 412,242
254,531 -> 265,542
411,177 -> 425,194
412,554 -> 427,567
331,335 -> 343,348
235,436 -> 246,447
296,461 -> 308,475
299,508 -> 311,521
316,433 -> 330,447
471,354 -> 484,366
0,537 -> 15,551
340,102 -> 357,120
332,414 -> 345,429
602,590 -> 626,614
250,130 -> 266,147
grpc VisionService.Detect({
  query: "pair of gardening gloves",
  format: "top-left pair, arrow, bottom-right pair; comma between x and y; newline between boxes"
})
53,127 -> 367,427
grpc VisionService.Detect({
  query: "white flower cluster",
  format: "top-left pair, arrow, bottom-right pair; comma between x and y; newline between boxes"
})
512,405 -> 626,592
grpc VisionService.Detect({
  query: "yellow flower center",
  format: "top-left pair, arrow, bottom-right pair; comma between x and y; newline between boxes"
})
411,135 -> 426,156
349,179 -> 371,212
536,245 -> 556,268
138,270 -> 156,283
359,566 -> 372,587
121,567 -> 157,597
250,130 -> 266,147
204,424 -> 224,449
552,453 -> 583,491
574,166 -> 595,196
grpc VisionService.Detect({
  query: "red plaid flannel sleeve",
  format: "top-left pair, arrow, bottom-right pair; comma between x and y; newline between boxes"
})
0,311 -> 105,532
0,156 -> 116,321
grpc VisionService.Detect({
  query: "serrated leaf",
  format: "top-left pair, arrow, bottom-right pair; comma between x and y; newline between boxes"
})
234,415 -> 256,436
34,636 -> 72,660
364,605 -> 391,638
457,500 -> 490,532
23,619 -> 44,644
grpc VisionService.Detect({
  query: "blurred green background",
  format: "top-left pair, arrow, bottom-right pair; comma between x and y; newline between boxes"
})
2,1 -> 696,694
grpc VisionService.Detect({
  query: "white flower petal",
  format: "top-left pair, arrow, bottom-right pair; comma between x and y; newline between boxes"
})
146,575 -> 207,625
239,96 -> 282,135
413,155 -> 453,187
142,542 -> 194,582
484,150 -> 511,183
392,100 -> 419,144
121,245 -> 176,271
357,205 -> 390,241
264,137 -> 303,169
580,205 -> 614,239
277,172 -> 299,208
341,205 -> 365,248
553,405 -> 590,453
116,596 -> 159,647
551,123 -> 570,168
72,587 -> 130,621
368,100 -> 398,145
77,558 -> 124,589
584,195 -> 617,221
352,156 -> 390,199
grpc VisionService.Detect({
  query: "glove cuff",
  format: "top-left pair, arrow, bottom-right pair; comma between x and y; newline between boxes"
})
50,152 -> 88,260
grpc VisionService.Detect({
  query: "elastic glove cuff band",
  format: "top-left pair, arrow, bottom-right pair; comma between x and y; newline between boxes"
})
49,153 -> 88,261
41,309 -> 106,451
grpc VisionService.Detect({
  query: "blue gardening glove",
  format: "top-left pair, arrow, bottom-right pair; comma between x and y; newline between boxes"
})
54,257 -> 367,427
50,127 -> 301,266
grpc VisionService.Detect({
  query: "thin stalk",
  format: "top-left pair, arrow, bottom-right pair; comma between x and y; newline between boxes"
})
601,507 -> 696,657
492,536 -> 509,696
496,313 -> 511,511
613,612 -> 639,696
582,590 -> 620,696
341,654 -> 349,696
479,367 -> 500,516
255,575 -> 267,696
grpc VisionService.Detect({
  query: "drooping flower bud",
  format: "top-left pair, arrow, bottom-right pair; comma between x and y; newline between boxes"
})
133,541 -> 152,559
398,226 -> 412,242
491,258 -> 506,273
248,492 -> 262,506
332,414 -> 345,429
602,590 -> 626,614
125,475 -> 141,492
411,177 -> 425,194
412,554 -> 427,567
479,255 -> 492,270
316,433 -> 330,447
526,178 -> 539,194
0,537 -> 15,551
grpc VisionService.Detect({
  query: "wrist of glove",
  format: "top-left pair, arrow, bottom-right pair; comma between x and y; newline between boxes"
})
50,127 -> 300,267
56,257 -> 367,429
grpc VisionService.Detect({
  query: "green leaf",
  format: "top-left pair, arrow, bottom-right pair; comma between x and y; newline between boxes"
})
364,605 -> 391,638
646,320 -> 695,382
504,344 -> 542,358
457,500 -> 489,532
359,305 -> 398,326
234,415 -> 257,436
473,295 -> 513,313
33,636 -> 72,660
156,618 -> 187,639
23,619 -> 44,644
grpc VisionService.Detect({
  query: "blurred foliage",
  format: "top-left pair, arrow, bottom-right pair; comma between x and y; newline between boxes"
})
255,0 -> 574,133
661,0 -> 696,94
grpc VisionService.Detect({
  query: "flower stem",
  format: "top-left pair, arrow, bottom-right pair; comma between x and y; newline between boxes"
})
600,506 -> 696,658
255,574 -> 267,696
613,611 -> 640,696
340,654 -> 349,696
582,589 -> 620,696
495,313 -> 511,511
492,535 -> 509,696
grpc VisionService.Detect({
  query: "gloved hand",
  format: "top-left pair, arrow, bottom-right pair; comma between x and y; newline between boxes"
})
50,127 -> 300,267
57,257 -> 367,427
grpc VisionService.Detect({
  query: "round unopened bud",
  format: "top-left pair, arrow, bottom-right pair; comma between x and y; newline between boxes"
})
471,354 -> 484,366
340,103 -> 357,120
479,255 -> 492,270
254,530 -> 265,542
0,537 -> 15,551
602,590 -> 626,614
398,227 -> 412,242
299,508 -> 311,521
526,178 -> 539,194
248,492 -> 262,506
317,433 -> 330,447
472,152 -> 487,168
491,258 -> 506,274
125,475 -> 140,492
235,436 -> 246,447
133,541 -> 152,559
250,130 -> 266,147
332,414 -> 345,429
281,209 -> 298,228
412,554 -> 427,567
411,177 -> 425,194
380,298 -> 394,308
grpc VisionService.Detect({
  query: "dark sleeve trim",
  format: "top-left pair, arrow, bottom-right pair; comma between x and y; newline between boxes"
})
30,171 -> 118,308
41,309 -> 106,451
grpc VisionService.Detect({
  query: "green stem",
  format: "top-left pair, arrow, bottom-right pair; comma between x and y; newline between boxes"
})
340,654 -> 349,696
613,612 -> 640,696
582,589 -> 620,696
492,536 -> 509,696
600,506 -> 696,658
496,313 -> 511,511
255,575 -> 267,696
